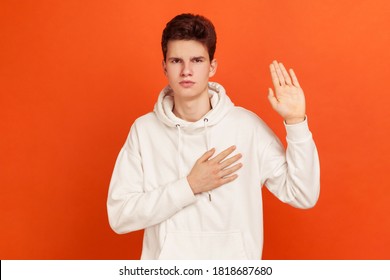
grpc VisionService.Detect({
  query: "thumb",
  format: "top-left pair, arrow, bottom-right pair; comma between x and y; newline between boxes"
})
267,88 -> 278,109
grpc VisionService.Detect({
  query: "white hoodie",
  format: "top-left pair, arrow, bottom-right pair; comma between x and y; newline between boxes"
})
107,82 -> 320,259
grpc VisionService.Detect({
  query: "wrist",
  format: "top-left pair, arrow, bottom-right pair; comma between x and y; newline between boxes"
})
187,175 -> 200,194
285,116 -> 305,125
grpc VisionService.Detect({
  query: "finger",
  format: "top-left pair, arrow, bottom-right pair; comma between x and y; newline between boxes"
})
219,162 -> 243,178
219,153 -> 242,169
211,145 -> 236,163
273,60 -> 285,85
269,63 -> 281,88
289,68 -> 301,88
268,88 -> 279,109
218,174 -> 239,186
198,148 -> 216,162
279,62 -> 292,85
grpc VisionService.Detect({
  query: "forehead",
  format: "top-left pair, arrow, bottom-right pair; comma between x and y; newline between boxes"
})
166,40 -> 208,58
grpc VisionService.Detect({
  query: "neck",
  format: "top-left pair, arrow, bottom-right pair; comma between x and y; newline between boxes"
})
173,92 -> 211,122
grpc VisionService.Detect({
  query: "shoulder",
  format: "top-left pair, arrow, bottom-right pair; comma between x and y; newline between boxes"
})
123,112 -> 158,147
132,112 -> 159,128
228,106 -> 267,126
124,112 -> 158,138
227,106 -> 277,139
134,112 -> 156,123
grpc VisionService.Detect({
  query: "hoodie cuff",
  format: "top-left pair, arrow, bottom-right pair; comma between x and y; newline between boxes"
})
169,177 -> 197,209
284,116 -> 312,143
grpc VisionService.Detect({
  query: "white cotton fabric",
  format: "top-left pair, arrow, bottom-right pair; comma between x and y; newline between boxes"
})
107,82 -> 320,259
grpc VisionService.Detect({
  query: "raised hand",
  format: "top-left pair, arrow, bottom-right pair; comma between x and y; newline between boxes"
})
187,146 -> 242,194
268,60 -> 306,124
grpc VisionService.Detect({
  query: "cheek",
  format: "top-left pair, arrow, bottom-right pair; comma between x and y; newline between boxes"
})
166,66 -> 180,77
202,66 -> 213,79
193,64 -> 209,76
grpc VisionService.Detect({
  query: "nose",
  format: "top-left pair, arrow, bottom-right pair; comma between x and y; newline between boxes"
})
181,62 -> 192,77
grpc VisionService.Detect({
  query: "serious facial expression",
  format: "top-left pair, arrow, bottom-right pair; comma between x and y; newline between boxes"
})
163,40 -> 217,101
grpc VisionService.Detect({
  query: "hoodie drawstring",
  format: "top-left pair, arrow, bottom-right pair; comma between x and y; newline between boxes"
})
203,118 -> 210,150
176,124 -> 184,179
175,119 -> 213,202
203,118 -> 212,202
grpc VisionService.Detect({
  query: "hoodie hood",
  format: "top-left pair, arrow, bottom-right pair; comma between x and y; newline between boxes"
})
154,82 -> 234,130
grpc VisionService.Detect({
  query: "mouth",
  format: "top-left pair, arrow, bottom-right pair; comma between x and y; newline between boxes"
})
179,80 -> 195,88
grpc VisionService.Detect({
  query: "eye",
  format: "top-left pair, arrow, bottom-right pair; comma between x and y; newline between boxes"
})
193,58 -> 204,63
170,58 -> 182,64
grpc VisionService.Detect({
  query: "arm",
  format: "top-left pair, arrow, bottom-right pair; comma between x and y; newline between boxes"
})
263,60 -> 320,208
107,140 -> 197,234
261,119 -> 320,208
107,127 -> 242,234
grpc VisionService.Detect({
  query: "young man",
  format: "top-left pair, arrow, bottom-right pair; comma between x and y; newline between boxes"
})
107,13 -> 320,259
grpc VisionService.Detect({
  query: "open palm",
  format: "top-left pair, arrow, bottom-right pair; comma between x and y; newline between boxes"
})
268,60 -> 306,124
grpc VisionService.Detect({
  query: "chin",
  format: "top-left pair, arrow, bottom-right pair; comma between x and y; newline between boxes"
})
180,84 -> 208,95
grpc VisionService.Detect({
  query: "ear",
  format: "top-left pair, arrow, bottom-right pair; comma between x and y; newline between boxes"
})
162,59 -> 167,76
209,59 -> 218,78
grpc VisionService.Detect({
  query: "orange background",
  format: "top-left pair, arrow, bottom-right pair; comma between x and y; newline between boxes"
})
1,0 -> 389,259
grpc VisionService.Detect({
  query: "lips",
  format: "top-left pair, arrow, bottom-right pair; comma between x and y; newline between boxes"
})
179,80 -> 195,88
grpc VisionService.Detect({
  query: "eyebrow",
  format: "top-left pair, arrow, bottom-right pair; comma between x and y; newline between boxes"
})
167,57 -> 181,61
167,56 -> 206,61
191,56 -> 206,60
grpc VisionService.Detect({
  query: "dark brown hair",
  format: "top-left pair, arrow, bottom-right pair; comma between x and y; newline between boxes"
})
161,13 -> 217,61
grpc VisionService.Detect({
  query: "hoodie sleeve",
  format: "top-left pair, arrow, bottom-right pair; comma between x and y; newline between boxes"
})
107,125 -> 197,234
261,118 -> 320,208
